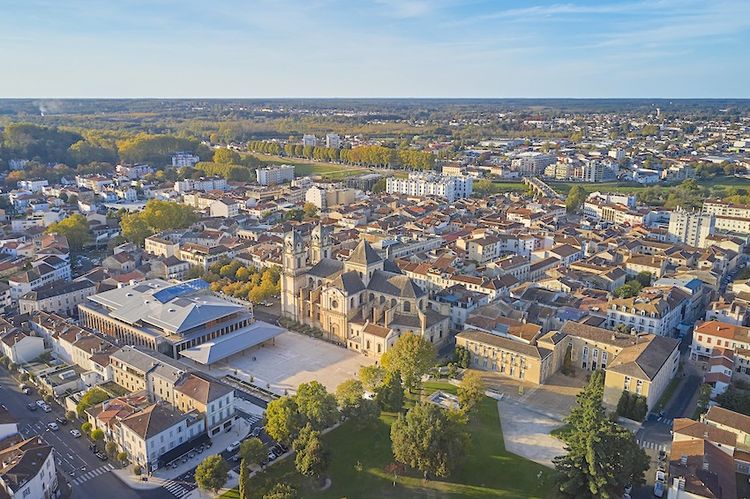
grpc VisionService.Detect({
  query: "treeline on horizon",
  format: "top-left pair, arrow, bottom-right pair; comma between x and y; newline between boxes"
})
0,121 -> 437,187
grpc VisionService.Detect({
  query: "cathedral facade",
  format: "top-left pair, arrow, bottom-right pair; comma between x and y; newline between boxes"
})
281,225 -> 450,358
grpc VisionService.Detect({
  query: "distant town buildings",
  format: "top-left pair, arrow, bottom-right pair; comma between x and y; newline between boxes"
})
302,134 -> 318,147
511,152 -> 555,175
173,177 -> 227,194
325,133 -> 340,149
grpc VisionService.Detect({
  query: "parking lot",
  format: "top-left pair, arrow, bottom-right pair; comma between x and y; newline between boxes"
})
211,330 -> 375,393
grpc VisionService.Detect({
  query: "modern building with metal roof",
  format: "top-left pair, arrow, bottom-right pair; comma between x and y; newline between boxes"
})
78,278 -> 269,360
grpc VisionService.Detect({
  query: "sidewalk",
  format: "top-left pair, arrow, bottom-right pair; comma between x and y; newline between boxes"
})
113,417 -> 252,489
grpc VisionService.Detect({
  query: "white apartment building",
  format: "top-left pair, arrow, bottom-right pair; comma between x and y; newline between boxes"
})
256,165 -> 295,186
173,177 -> 227,194
117,164 -> 154,179
17,179 -> 48,192
703,200 -> 750,235
385,172 -> 473,203
325,133 -> 341,149
511,152 -> 555,175
588,192 -> 637,208
668,208 -> 716,248
583,200 -> 646,226
10,211 -> 64,232
575,162 -> 607,183
302,134 -> 318,147
76,175 -> 113,192
171,152 -> 200,168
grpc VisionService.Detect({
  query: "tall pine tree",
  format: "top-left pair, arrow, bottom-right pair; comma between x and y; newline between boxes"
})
553,371 -> 649,498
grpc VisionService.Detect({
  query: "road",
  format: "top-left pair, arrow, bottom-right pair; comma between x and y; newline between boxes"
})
0,367 -> 146,499
251,299 -> 281,325
632,372 -> 701,499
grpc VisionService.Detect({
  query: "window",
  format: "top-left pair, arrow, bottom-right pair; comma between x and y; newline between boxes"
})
636,380 -> 643,395
624,376 -> 631,391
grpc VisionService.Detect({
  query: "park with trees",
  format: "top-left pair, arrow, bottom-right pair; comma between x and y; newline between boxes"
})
224,333 -> 553,498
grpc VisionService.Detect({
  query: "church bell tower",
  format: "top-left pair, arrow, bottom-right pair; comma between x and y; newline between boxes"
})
281,230 -> 307,320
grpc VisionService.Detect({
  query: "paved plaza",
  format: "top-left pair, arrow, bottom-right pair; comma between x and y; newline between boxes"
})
209,331 -> 375,394
497,399 -> 566,467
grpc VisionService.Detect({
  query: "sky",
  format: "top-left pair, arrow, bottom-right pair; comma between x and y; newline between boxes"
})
1,0 -> 749,98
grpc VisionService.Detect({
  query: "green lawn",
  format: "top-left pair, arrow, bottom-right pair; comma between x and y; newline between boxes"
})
292,163 -> 370,179
479,181 -> 528,194
246,152 -> 370,179
223,382 -> 555,499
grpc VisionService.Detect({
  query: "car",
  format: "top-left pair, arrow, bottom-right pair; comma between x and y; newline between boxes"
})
56,417 -> 68,425
658,450 -> 667,461
624,484 -> 633,494
42,405 -> 52,413
47,422 -> 59,431
226,441 -> 241,453
22,387 -> 31,395
19,383 -> 28,390
27,403 -> 37,411
70,429 -> 81,438
655,470 -> 666,482
36,400 -> 46,407
250,427 -> 261,437
95,451 -> 108,461
653,480 -> 665,497
267,452 -> 276,461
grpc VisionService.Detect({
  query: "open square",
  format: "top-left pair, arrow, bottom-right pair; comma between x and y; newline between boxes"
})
208,331 -> 376,394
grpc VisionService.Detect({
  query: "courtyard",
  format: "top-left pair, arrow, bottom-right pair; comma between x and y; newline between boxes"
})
203,330 -> 375,394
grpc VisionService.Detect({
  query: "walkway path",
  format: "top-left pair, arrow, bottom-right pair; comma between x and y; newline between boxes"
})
497,399 -> 565,467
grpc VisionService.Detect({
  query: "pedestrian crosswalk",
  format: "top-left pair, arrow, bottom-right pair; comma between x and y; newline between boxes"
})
162,479 -> 192,498
245,413 -> 262,425
71,464 -> 114,485
637,440 -> 668,452
657,416 -> 673,426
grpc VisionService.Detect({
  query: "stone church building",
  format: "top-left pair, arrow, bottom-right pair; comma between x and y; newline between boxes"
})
281,225 -> 449,358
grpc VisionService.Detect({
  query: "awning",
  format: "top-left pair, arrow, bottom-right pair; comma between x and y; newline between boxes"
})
178,321 -> 285,365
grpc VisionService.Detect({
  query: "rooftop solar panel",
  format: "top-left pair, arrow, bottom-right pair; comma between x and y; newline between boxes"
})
153,279 -> 209,303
